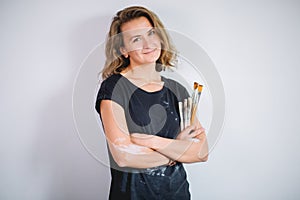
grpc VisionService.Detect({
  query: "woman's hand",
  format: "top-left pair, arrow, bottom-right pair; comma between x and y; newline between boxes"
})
176,125 -> 205,141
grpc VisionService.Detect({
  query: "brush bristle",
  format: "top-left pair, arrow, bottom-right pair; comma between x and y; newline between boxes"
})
194,82 -> 198,90
198,85 -> 203,92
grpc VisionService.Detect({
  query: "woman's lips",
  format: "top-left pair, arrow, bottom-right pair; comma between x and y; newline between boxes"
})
143,48 -> 157,54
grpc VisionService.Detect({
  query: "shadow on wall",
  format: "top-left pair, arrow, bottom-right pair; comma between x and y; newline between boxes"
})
30,15 -> 112,200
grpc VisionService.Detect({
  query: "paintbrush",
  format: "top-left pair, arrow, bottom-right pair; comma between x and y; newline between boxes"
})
191,84 -> 203,124
178,101 -> 184,131
191,82 -> 198,111
186,97 -> 192,127
178,82 -> 203,131
184,99 -> 188,128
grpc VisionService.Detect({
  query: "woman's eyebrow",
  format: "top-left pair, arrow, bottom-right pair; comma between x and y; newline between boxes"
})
128,27 -> 154,40
147,27 -> 155,33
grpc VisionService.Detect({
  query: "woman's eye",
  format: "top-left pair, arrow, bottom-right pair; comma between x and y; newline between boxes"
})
132,37 -> 141,43
149,30 -> 155,36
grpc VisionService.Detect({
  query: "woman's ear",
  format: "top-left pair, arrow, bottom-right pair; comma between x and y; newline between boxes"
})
120,46 -> 128,58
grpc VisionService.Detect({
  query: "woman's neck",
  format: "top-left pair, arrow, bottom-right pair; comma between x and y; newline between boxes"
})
122,63 -> 161,82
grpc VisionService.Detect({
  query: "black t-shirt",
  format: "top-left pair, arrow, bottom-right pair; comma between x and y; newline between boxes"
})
95,73 -> 191,200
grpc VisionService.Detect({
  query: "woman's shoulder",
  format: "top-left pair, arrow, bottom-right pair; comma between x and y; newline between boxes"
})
99,73 -> 124,91
162,76 -> 190,100
162,76 -> 186,90
101,73 -> 122,84
95,74 -> 125,114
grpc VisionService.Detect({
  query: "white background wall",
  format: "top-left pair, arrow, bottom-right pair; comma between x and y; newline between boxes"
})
1,0 -> 300,199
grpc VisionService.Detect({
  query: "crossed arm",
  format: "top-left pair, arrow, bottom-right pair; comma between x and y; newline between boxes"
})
100,100 -> 208,169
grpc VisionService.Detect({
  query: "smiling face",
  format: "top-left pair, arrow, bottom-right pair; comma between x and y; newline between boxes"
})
120,16 -> 162,67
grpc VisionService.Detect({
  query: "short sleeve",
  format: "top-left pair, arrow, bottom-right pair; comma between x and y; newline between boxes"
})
162,76 -> 190,102
95,75 -> 124,115
95,81 -> 109,115
176,82 -> 190,102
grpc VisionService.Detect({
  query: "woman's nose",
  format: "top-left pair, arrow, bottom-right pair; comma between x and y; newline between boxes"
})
142,37 -> 151,48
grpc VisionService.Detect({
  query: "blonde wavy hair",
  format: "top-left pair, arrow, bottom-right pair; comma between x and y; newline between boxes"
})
101,6 -> 177,79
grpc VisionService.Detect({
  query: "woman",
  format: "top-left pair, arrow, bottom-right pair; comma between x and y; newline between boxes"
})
95,6 -> 208,200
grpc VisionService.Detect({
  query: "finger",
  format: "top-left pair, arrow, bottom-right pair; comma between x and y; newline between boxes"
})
184,125 -> 196,134
189,131 -> 201,138
198,127 -> 205,133
189,128 -> 205,138
189,131 -> 200,138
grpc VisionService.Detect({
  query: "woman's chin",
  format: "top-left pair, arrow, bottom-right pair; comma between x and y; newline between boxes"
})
144,52 -> 161,63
